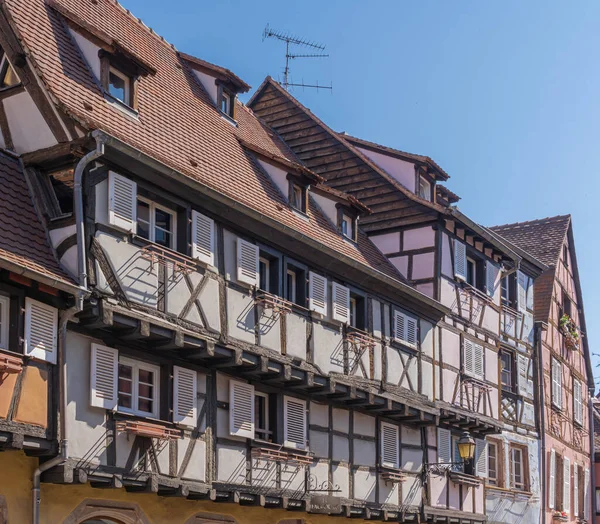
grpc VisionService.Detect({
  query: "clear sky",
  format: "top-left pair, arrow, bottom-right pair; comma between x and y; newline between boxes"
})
121,0 -> 600,388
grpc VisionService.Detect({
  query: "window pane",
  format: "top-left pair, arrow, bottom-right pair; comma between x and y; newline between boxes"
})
138,368 -> 154,385
154,209 -> 172,231
138,398 -> 153,413
109,70 -> 127,102
154,228 -> 172,248
137,201 -> 150,239
259,259 -> 269,291
286,270 -> 296,303
118,364 -> 133,408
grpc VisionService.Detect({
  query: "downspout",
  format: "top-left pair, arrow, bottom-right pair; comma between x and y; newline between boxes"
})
588,386 -> 596,520
74,135 -> 105,309
536,321 -> 548,524
32,137 -> 103,523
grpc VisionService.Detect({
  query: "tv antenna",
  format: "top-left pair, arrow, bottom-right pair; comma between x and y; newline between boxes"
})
263,24 -> 332,92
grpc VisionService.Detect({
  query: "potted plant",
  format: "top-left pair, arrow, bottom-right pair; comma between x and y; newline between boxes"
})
552,510 -> 568,522
559,314 -> 579,350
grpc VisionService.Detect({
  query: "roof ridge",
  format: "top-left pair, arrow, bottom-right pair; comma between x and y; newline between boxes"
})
490,214 -> 571,230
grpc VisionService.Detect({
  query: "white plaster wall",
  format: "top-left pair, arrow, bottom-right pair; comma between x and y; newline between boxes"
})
309,430 -> 328,458
311,192 -> 338,227
369,232 -> 399,254
412,252 -> 435,279
440,278 -> 458,311
422,360 -> 433,400
403,227 -> 435,250
441,232 -> 453,277
226,287 -> 255,344
311,322 -> 344,375
4,92 -> 57,153
440,328 -> 460,369
310,402 -> 328,427
354,412 -> 375,436
286,312 -> 307,360
416,282 -> 434,297
49,224 -> 76,248
217,444 -> 246,483
69,29 -> 101,79
193,69 -> 218,104
95,178 -> 109,226
60,245 -> 79,281
332,464 -> 349,499
257,307 -> 281,352
372,300 -> 382,338
389,256 -> 408,278
356,146 -> 416,192
353,469 -> 376,502
258,159 -> 288,198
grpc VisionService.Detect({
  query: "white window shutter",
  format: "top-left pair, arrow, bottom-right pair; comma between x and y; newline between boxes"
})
380,422 -> 399,469
191,211 -> 214,265
331,283 -> 350,323
573,463 -> 579,517
463,338 -> 475,377
90,343 -> 118,410
474,343 -> 484,380
454,239 -> 467,280
574,380 -> 582,425
486,262 -> 498,298
526,278 -> 534,310
521,401 -> 536,426
552,359 -> 562,409
24,298 -> 58,364
475,439 -> 488,478
229,380 -> 254,439
394,310 -> 417,348
437,428 -> 451,464
517,354 -> 533,398
236,239 -> 259,286
517,271 -> 527,312
584,468 -> 590,519
549,449 -> 556,509
308,272 -> 328,316
173,366 -> 197,427
108,171 -> 137,232
283,396 -> 306,449
563,457 -> 571,512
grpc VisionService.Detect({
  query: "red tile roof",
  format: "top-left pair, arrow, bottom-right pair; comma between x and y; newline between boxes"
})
0,152 -> 76,289
5,0 -> 404,283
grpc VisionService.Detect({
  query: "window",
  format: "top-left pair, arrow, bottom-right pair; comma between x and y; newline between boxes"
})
117,357 -> 159,418
136,198 -> 176,249
564,244 -> 569,268
418,176 -> 431,201
286,269 -> 297,303
463,339 -> 484,380
552,358 -> 562,410
562,290 -> 572,318
220,91 -> 231,115
501,274 -> 516,308
500,351 -> 514,392
509,446 -> 526,490
259,257 -> 270,292
466,257 -> 477,287
350,297 -> 357,328
341,213 -> 355,241
285,264 -> 306,306
393,310 -> 418,349
349,293 -> 366,330
595,488 -> 600,515
289,183 -> 306,213
255,391 -> 272,442
573,379 -> 583,425
108,66 -> 131,105
218,86 -> 235,119
0,294 -> 9,351
0,54 -> 19,90
488,441 -> 499,486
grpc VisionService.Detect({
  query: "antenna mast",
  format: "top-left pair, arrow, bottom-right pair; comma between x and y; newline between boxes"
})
263,24 -> 332,92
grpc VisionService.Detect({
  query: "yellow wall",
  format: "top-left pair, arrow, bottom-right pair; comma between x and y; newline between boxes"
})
0,451 -> 369,524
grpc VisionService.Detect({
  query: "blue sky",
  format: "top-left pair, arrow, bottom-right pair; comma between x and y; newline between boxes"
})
121,0 -> 600,387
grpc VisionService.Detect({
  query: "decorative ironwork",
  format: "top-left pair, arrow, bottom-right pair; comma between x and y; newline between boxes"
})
452,375 -> 494,415
0,353 -> 23,374
345,329 -> 376,377
115,419 -> 181,440
255,292 -> 293,315
140,244 -> 196,274
251,446 -> 313,466
422,462 -> 464,478
306,475 -> 341,493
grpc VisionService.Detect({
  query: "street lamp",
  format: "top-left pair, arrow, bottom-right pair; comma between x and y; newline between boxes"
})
421,430 -> 476,480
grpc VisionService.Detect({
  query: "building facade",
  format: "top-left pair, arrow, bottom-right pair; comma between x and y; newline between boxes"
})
0,1 -> 593,524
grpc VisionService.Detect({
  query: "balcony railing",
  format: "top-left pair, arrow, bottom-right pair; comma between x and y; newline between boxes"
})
140,244 -> 197,274
255,292 -> 293,315
115,419 -> 182,440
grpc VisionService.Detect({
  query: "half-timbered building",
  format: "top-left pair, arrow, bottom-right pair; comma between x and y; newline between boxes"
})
491,216 -> 594,523
248,78 -> 554,523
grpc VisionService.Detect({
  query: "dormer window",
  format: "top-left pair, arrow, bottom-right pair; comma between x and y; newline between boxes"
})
289,181 -> 307,213
418,176 -> 432,201
218,85 -> 236,120
341,213 -> 356,241
108,66 -> 131,105
0,54 -> 18,90
220,91 -> 231,115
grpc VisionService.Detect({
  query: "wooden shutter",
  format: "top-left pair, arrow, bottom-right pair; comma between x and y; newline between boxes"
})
517,271 -> 527,311
90,343 -> 118,410
191,211 -> 214,265
474,342 -> 484,380
517,354 -> 533,399
475,439 -> 488,478
549,449 -> 556,509
283,396 -> 306,449
380,422 -> 399,469
229,380 -> 254,439
521,402 -> 536,426
564,457 -> 571,512
394,310 -> 417,348
573,463 -> 579,517
574,379 -> 583,425
584,468 -> 590,519
173,366 -> 197,427
552,359 -> 562,409
454,239 -> 467,280
526,277 -> 534,310
331,283 -> 350,323
308,272 -> 328,316
108,171 -> 137,232
486,262 -> 498,298
437,428 -> 451,464
463,338 -> 475,377
24,298 -> 58,364
236,239 -> 259,286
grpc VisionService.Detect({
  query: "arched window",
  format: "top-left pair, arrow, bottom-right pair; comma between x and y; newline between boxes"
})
64,499 -> 150,524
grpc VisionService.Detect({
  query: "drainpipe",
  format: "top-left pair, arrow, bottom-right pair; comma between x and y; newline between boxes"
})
32,307 -> 78,524
536,321 -> 548,524
588,386 -> 596,520
73,134 -> 106,309
32,136 -> 103,523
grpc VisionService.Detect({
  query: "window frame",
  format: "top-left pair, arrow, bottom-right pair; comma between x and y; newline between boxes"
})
552,358 -> 563,410
289,181 -> 307,213
418,176 -> 432,201
0,294 -> 10,351
573,378 -> 583,426
509,444 -> 527,491
500,350 -> 515,393
487,440 -> 501,487
254,391 -> 272,442
259,256 -> 271,293
136,197 -> 177,250
108,65 -> 132,106
284,260 -> 307,307
286,268 -> 297,304
117,356 -> 160,419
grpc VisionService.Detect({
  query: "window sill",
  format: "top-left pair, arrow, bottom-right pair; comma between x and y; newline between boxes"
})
104,92 -> 139,120
220,111 -> 238,127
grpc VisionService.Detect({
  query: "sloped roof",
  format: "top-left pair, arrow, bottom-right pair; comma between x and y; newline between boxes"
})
489,215 -> 570,268
4,0 -> 408,284
0,152 -> 76,290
